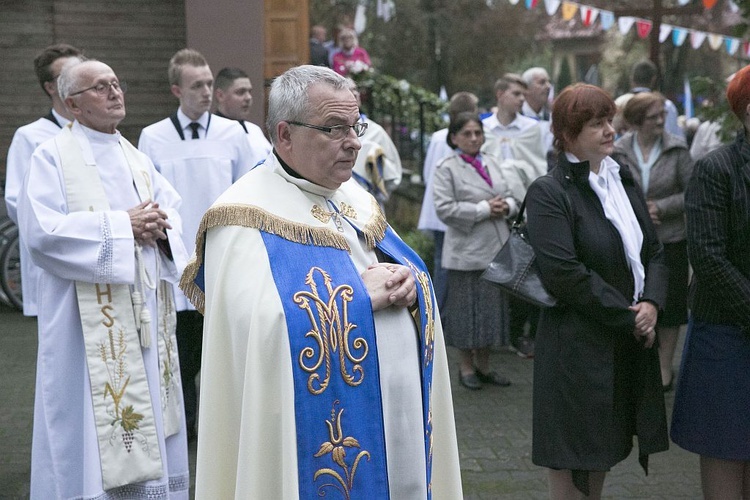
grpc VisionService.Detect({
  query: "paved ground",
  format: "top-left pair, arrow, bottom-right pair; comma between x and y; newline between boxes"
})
0,303 -> 700,499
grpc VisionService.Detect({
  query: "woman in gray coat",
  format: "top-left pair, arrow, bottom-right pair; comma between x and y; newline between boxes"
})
526,84 -> 668,499
433,112 -> 525,390
612,92 -> 694,391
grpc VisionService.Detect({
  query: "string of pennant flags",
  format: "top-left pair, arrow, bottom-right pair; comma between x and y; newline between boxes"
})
484,0 -> 750,58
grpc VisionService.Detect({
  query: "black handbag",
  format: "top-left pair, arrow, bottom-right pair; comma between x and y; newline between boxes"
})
481,196 -> 557,308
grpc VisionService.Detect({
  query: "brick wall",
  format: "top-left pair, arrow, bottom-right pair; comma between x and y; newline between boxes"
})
0,0 -> 186,186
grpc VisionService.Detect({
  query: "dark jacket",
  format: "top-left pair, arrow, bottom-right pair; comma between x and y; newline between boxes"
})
612,131 -> 694,244
526,153 -> 669,472
685,133 -> 750,327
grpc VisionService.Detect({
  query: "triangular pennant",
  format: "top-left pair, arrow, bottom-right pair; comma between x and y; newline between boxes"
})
677,0 -> 690,4
525,0 -> 539,9
561,2 -> 578,20
659,24 -> 672,43
703,0 -> 718,8
636,19 -> 653,39
707,33 -> 723,50
544,0 -> 561,15
672,28 -> 688,47
507,0 -> 521,5
744,41 -> 750,57
580,6 -> 599,27
725,37 -> 740,55
599,11 -> 615,30
690,31 -> 707,49
618,16 -> 636,35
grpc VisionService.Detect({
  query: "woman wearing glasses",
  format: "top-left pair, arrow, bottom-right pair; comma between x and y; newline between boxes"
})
612,92 -> 694,392
432,112 -> 525,390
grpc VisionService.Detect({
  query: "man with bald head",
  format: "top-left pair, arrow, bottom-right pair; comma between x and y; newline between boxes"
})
18,60 -> 190,498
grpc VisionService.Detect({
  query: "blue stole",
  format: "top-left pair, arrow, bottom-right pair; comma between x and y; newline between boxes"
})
261,221 -> 437,499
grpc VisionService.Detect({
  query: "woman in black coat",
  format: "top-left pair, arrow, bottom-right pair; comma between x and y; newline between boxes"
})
525,84 -> 669,499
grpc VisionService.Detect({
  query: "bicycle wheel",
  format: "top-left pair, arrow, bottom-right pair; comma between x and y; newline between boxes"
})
0,226 -> 23,311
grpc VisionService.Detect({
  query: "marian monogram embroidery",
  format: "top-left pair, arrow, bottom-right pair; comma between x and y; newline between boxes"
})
293,267 -> 368,395
314,400 -> 371,500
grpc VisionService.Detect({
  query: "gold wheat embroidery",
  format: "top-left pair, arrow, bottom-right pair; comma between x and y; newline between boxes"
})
99,328 -> 144,452
294,267 -> 367,395
314,400 -> 371,499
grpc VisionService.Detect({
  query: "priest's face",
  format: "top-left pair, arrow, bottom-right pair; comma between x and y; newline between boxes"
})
172,64 -> 213,121
65,61 -> 126,134
282,84 -> 362,190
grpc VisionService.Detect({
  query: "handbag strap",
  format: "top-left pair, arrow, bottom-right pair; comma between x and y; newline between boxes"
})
513,175 -> 575,230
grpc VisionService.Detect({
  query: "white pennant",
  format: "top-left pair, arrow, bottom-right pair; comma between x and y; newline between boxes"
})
544,0 -> 561,15
508,0 -> 521,5
690,31 -> 707,49
708,33 -> 724,50
618,16 -> 636,35
659,24 -> 672,43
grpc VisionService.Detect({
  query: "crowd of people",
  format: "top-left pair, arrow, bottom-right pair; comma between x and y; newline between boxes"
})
3,36 -> 749,500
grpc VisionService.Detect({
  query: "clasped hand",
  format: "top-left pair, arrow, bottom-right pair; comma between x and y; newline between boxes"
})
488,195 -> 509,218
361,262 -> 417,311
629,301 -> 658,348
128,200 -> 171,246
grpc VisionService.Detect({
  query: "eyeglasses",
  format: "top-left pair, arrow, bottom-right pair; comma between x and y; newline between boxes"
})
70,81 -> 127,97
287,121 -> 368,140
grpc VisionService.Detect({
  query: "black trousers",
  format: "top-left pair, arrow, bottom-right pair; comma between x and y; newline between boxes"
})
508,295 -> 540,343
176,309 -> 204,432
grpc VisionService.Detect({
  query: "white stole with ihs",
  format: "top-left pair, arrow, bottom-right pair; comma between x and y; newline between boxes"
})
54,124 -> 182,490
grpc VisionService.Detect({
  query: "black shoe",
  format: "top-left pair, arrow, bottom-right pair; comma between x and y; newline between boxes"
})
459,370 -> 482,390
475,369 -> 511,387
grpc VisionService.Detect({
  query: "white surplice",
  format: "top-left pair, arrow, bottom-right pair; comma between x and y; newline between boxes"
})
18,122 -> 190,499
185,153 -> 463,499
138,110 -> 266,311
4,110 -> 68,316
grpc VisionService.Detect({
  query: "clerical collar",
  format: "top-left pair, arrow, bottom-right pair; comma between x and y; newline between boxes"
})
275,150 -> 304,179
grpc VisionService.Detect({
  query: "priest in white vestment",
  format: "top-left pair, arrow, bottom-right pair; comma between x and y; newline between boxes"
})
4,43 -> 83,316
18,60 -> 190,499
180,65 -> 462,499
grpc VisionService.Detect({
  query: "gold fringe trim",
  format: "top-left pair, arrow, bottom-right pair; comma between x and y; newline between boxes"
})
179,203 -> 350,313
180,199 -> 389,313
360,198 -> 387,250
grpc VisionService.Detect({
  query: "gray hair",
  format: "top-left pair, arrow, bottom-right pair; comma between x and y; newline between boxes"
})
57,58 -> 90,100
266,65 -> 355,144
522,67 -> 549,85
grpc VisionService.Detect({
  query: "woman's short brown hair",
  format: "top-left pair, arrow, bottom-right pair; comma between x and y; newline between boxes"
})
446,112 -> 482,149
622,92 -> 666,128
551,84 -> 615,151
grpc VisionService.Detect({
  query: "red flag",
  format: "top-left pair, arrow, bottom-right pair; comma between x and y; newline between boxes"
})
703,0 -> 718,8
636,20 -> 652,39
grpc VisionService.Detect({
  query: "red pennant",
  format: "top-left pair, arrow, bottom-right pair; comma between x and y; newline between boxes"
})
703,0 -> 718,8
636,20 -> 652,39
744,41 -> 750,57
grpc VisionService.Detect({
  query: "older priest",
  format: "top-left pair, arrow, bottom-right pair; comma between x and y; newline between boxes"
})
18,60 -> 190,498
181,65 -> 462,499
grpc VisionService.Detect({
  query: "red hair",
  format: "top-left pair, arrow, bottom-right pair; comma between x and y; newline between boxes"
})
727,64 -> 750,121
551,84 -> 615,151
